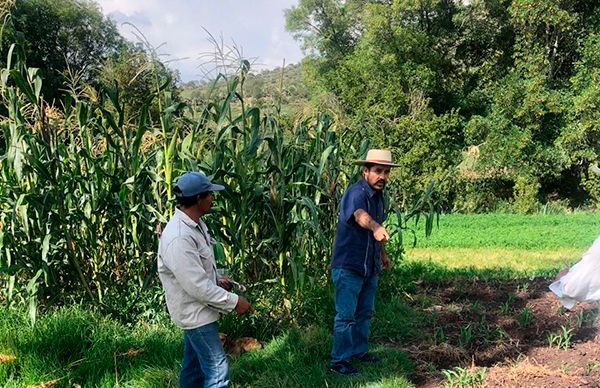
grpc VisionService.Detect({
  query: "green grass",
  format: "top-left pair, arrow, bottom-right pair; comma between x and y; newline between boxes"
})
400,213 -> 600,273
406,213 -> 600,249
0,307 -> 181,387
230,326 -> 413,387
0,307 -> 415,387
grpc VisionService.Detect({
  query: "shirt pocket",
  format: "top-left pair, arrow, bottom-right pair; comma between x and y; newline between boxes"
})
198,244 -> 216,281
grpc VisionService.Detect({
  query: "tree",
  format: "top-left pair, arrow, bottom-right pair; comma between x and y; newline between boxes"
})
286,1 -> 468,209
558,33 -> 600,205
509,0 -> 598,82
97,43 -> 181,124
461,0 -> 600,210
285,0 -> 366,61
1,0 -> 124,102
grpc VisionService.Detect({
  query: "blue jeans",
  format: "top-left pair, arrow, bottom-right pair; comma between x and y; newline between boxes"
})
179,322 -> 229,388
330,268 -> 378,363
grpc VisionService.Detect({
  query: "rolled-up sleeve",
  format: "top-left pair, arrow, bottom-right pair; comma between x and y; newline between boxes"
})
340,187 -> 367,223
164,236 -> 239,313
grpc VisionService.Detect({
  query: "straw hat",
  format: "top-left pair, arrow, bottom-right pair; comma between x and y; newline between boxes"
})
354,149 -> 400,167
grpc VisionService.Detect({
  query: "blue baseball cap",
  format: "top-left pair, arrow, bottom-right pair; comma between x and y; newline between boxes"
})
174,172 -> 225,197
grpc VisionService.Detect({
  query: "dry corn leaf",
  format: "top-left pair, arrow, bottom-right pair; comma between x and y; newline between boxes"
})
67,358 -> 86,368
0,354 -> 16,363
123,348 -> 144,358
235,337 -> 262,352
26,379 -> 60,388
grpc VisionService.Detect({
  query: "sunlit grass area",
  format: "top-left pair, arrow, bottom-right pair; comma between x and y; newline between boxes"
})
0,308 -> 181,387
405,247 -> 582,273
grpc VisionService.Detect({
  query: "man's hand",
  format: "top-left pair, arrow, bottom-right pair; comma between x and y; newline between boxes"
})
234,296 -> 251,315
354,209 -> 389,241
217,277 -> 234,291
373,225 -> 390,242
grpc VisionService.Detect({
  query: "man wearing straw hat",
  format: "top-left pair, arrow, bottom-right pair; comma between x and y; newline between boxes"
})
158,171 -> 251,387
329,149 -> 397,376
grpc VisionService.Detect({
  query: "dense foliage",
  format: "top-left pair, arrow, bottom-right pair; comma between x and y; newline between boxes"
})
0,0 -> 125,102
286,0 -> 600,211
0,44 -> 434,323
1,0 -> 597,326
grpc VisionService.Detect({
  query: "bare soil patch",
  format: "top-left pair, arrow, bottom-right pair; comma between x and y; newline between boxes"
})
383,277 -> 600,387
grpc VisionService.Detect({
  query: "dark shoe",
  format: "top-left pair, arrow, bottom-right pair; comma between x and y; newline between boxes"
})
354,353 -> 381,364
329,360 -> 359,376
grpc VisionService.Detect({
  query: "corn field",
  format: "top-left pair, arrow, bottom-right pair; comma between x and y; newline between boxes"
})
0,47 -> 435,324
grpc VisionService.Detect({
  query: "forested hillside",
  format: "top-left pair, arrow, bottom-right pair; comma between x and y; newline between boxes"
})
179,63 -> 311,119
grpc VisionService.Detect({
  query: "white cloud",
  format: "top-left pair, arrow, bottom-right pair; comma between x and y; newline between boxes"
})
164,13 -> 176,25
96,0 -> 303,81
97,0 -> 152,15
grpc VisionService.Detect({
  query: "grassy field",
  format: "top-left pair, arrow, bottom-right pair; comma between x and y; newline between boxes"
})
1,213 -> 599,387
404,213 -> 600,272
409,213 -> 600,249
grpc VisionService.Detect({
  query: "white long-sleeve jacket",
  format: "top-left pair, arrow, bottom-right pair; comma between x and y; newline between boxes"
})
158,208 -> 239,329
550,236 -> 600,309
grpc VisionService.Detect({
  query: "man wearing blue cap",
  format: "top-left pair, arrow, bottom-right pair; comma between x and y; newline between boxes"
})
158,171 -> 251,388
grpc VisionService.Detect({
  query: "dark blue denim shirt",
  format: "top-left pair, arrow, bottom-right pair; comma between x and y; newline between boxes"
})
331,178 -> 385,277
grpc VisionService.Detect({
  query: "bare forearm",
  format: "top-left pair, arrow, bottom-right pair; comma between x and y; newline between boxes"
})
354,209 -> 381,231
354,209 -> 390,242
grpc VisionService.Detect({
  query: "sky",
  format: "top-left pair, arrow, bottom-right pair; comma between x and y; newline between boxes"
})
96,0 -> 304,82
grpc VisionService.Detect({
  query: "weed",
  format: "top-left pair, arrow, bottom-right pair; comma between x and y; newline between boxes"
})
476,318 -> 502,345
577,310 -> 596,328
517,282 -> 530,294
443,366 -> 487,387
434,326 -> 446,343
500,301 -> 511,315
459,324 -> 473,347
430,309 -> 439,325
577,310 -> 585,328
547,325 -> 574,350
506,293 -> 516,304
427,361 -> 438,373
585,361 -> 600,374
498,293 -> 516,315
518,307 -> 533,328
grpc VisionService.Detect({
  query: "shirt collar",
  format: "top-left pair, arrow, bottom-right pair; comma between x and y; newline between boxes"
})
359,178 -> 380,198
174,207 -> 200,228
